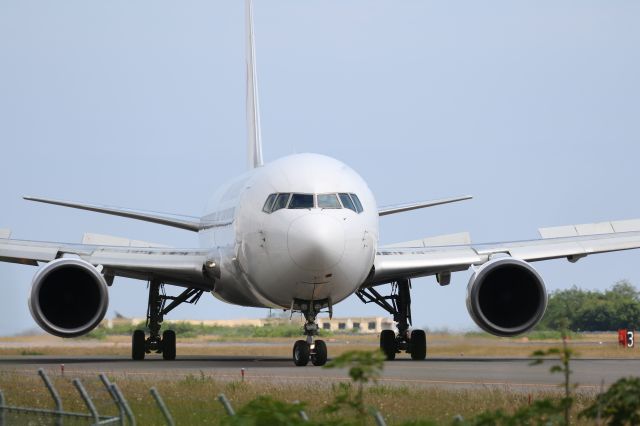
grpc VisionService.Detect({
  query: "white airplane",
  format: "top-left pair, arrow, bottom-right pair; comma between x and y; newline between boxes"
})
2,0 -> 640,366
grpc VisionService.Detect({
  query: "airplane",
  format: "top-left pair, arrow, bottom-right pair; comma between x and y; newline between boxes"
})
2,0 -> 640,367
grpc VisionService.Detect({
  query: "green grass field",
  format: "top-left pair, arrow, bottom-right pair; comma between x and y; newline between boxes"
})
0,368 -> 599,425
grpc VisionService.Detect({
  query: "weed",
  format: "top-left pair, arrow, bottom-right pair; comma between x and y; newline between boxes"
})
19,349 -> 44,356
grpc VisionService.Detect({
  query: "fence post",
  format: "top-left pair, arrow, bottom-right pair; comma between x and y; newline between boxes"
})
111,383 -> 136,426
38,368 -> 63,426
150,387 -> 175,426
217,394 -> 235,416
73,378 -> 100,424
372,410 -> 387,426
99,374 -> 125,426
0,389 -> 5,426
293,400 -> 309,422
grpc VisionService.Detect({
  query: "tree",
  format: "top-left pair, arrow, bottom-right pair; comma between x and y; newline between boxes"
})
537,281 -> 640,332
581,377 -> 640,425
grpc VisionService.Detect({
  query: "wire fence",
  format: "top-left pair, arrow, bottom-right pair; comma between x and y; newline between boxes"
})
0,369 -> 387,426
0,369 -> 125,426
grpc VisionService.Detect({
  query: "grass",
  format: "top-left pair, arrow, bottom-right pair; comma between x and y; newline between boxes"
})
0,370 -> 600,425
0,332 -> 637,358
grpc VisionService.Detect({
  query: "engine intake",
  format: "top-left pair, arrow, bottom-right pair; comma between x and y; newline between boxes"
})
28,258 -> 109,338
466,257 -> 547,337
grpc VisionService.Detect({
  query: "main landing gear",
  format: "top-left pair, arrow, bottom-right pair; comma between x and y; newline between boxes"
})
291,298 -> 329,366
357,279 -> 427,361
131,280 -> 204,361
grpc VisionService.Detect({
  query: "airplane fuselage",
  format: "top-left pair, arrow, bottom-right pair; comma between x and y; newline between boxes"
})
199,153 -> 379,309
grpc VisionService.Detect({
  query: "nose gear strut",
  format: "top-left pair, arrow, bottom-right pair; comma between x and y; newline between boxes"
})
291,298 -> 329,366
356,278 -> 427,360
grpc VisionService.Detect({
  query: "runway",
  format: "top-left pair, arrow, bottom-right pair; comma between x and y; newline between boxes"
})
1,356 -> 637,391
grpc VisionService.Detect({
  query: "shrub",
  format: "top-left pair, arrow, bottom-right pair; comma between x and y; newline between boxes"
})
580,377 -> 640,425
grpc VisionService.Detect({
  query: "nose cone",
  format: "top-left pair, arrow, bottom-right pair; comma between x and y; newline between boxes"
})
288,214 -> 345,272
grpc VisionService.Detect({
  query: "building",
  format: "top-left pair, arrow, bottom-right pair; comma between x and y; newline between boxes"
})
317,317 -> 394,333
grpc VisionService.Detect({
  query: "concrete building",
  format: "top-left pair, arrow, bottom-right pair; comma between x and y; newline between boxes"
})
317,317 -> 394,333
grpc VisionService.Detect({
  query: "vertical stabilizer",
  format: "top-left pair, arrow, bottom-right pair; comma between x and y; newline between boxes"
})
246,0 -> 264,169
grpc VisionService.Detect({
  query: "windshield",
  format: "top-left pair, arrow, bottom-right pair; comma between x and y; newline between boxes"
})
262,192 -> 364,213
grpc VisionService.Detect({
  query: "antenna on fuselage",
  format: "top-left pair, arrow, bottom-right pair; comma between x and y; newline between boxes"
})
246,0 -> 264,169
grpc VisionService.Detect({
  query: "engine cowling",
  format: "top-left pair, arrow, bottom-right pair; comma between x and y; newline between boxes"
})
466,257 -> 547,337
28,258 -> 109,338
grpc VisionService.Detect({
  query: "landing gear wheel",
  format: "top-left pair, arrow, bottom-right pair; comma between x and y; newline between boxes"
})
311,340 -> 328,366
132,330 -> 146,360
380,330 -> 397,360
410,329 -> 427,360
293,340 -> 310,366
162,330 -> 176,360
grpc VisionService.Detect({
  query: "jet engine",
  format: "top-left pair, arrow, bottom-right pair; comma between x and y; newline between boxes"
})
466,257 -> 547,337
28,258 -> 109,338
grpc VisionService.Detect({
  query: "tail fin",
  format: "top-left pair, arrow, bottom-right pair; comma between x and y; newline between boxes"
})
246,0 -> 264,169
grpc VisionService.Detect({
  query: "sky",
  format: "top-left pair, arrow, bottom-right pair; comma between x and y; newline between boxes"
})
1,0 -> 639,336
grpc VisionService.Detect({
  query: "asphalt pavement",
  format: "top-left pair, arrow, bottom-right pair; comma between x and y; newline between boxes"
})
1,356 -> 637,391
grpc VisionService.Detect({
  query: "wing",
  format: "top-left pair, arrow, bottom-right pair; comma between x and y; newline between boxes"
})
24,196 -> 202,231
370,219 -> 640,286
0,236 -> 217,289
378,195 -> 472,216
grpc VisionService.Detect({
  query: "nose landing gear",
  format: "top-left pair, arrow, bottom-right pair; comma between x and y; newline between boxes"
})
357,279 -> 427,360
291,299 -> 329,366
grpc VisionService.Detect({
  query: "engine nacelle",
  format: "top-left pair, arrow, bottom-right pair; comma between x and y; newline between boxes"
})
28,258 -> 109,338
466,257 -> 547,337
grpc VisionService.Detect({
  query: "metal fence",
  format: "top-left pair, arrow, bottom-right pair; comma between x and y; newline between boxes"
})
0,369 -> 387,426
0,369 -> 131,426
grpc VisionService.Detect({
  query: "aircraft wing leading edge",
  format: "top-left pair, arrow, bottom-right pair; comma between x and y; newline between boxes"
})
23,196 -> 202,231
370,218 -> 640,286
378,195 -> 472,216
0,237 -> 215,289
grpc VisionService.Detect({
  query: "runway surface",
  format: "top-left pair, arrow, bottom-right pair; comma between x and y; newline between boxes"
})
1,356 -> 638,391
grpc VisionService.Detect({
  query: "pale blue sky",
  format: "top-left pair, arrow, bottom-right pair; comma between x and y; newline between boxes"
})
1,1 -> 639,336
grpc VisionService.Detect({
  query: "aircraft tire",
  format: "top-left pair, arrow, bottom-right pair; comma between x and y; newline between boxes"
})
132,330 -> 146,361
162,330 -> 176,360
293,340 -> 310,366
380,330 -> 397,360
311,340 -> 328,366
410,329 -> 427,360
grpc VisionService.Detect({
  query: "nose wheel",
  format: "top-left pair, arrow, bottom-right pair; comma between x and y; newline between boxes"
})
292,339 -> 328,366
293,340 -> 310,366
291,298 -> 330,366
312,340 -> 328,366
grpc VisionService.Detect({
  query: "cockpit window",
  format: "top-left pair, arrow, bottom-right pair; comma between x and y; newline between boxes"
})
350,193 -> 364,213
262,193 -> 277,213
263,192 -> 363,213
317,193 -> 341,209
338,193 -> 357,212
288,193 -> 314,209
272,193 -> 291,212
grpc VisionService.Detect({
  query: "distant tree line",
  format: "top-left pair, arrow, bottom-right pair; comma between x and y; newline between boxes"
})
538,280 -> 640,331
